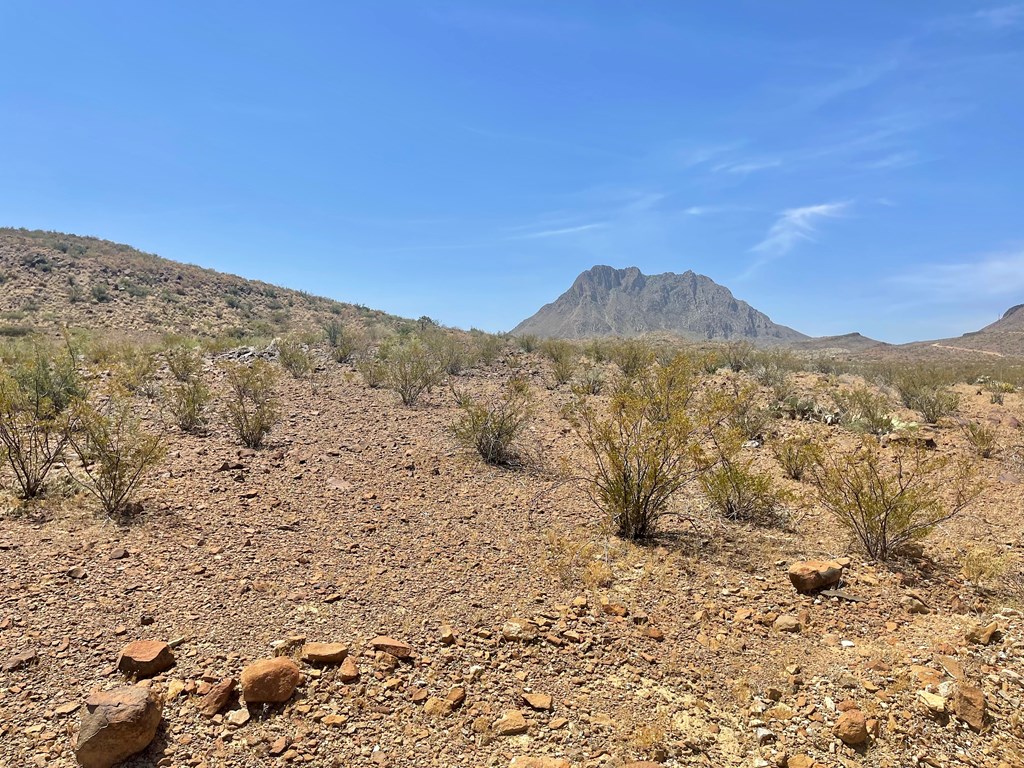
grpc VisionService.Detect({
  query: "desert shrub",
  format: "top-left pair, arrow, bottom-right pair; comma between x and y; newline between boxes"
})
384,340 -> 440,405
167,378 -> 211,433
610,339 -> 655,379
471,330 -> 504,365
277,335 -> 314,379
451,378 -> 532,466
962,421 -> 997,458
776,394 -> 831,423
584,339 -> 610,363
960,546 -> 1008,588
890,368 -> 961,423
912,386 -> 961,423
356,356 -> 388,388
223,360 -> 280,448
772,435 -> 821,481
165,344 -> 203,383
0,341 -> 82,498
571,354 -> 719,539
809,438 -> 979,560
69,393 -> 165,517
575,366 -> 605,396
701,457 -> 790,524
834,386 -> 894,434
542,339 -> 577,386
722,379 -> 770,440
750,349 -> 796,398
723,340 -> 754,372
91,283 -> 111,303
324,320 -> 366,364
425,331 -> 470,376
517,334 -> 539,353
113,345 -> 159,397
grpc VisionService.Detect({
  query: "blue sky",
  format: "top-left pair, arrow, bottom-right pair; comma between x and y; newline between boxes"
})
1,2 -> 1022,342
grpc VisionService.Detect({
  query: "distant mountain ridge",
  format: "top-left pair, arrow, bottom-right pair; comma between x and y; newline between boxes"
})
512,265 -> 808,343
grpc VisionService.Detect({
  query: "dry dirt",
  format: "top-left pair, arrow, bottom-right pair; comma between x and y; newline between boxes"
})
2,350 -> 1024,768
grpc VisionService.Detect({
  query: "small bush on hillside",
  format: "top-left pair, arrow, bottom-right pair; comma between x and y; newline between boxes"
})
610,339 -> 655,379
809,438 -> 979,561
723,341 -> 754,372
962,421 -> 997,458
165,344 -> 203,383
277,335 -> 315,379
701,457 -> 790,525
890,368 -> 961,423
0,341 -> 82,498
69,392 -> 165,517
722,380 -> 770,440
834,386 -> 894,434
357,356 -> 388,388
912,386 -> 961,424
575,366 -> 605,395
425,331 -> 470,376
541,339 -> 577,386
113,345 -> 160,397
324,320 -> 367,363
516,334 -> 539,353
167,378 -> 211,433
571,355 -> 719,539
451,378 -> 533,466
772,435 -> 821,481
960,546 -> 1008,588
385,340 -> 440,405
471,331 -> 504,366
223,360 -> 280,448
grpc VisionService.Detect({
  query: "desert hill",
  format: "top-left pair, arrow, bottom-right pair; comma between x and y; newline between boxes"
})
915,304 -> 1024,357
0,228 -> 394,340
512,265 -> 808,344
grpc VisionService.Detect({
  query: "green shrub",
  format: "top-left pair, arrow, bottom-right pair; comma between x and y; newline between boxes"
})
701,458 -> 790,524
0,341 -> 82,498
912,386 -> 961,424
809,438 -> 979,560
113,345 -> 159,397
516,334 -> 539,353
890,368 -> 961,423
324,320 -> 366,364
223,360 -> 280,448
168,378 -> 211,433
772,435 -> 821,481
962,421 -> 997,458
357,356 -> 388,388
834,386 -> 894,434
723,340 -> 753,372
165,344 -> 203,383
451,378 -> 532,466
542,339 -> 577,386
575,366 -> 605,396
722,380 -> 770,440
571,355 -> 718,539
69,393 -> 164,517
277,335 -> 315,379
385,340 -> 440,405
610,339 -> 655,379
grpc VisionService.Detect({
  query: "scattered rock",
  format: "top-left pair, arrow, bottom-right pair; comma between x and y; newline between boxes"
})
240,658 -> 302,703
227,708 -> 250,727
788,560 -> 843,592
117,640 -> 175,678
953,684 -> 986,731
370,635 -> 413,659
509,759 -> 571,768
966,621 -> 999,645
917,690 -> 947,716
74,686 -> 162,768
493,710 -> 529,736
199,677 -> 237,717
834,709 -> 868,745
522,692 -> 553,711
439,625 -> 456,645
301,642 -> 348,664
2,649 -> 37,672
339,655 -> 359,682
423,697 -> 451,717
66,566 -> 87,580
773,615 -> 801,633
502,618 -> 538,643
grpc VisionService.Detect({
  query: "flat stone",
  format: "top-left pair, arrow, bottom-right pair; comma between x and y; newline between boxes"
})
773,614 -> 801,633
117,640 -> 174,678
370,635 -> 413,659
953,684 -> 986,731
301,642 -> 349,664
788,560 -> 844,592
522,692 -> 553,711
493,709 -> 529,736
199,677 -> 237,717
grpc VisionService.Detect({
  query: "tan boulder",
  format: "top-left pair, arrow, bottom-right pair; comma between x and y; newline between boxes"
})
788,560 -> 843,592
116,640 -> 174,678
74,686 -> 162,768
522,692 -> 553,711
199,677 -> 237,717
953,684 -> 986,731
494,709 -> 529,736
301,642 -> 348,664
773,614 -> 801,633
339,655 -> 359,682
240,658 -> 302,704
370,635 -> 413,659
502,619 -> 538,642
834,709 -> 868,745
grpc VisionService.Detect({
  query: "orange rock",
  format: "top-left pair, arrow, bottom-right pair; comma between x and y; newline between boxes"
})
370,635 -> 413,659
240,658 -> 302,703
834,709 -> 868,745
117,640 -> 174,678
788,560 -> 843,592
75,687 -> 163,768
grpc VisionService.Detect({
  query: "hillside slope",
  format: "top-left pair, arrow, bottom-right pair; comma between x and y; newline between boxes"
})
0,228 -> 391,339
909,304 -> 1024,357
512,265 -> 808,344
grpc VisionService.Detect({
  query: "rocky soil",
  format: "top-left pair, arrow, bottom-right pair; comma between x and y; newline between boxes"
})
1,353 -> 1023,768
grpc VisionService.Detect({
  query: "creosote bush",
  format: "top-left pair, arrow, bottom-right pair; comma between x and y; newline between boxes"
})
890,368 -> 961,423
772,435 -> 821,481
223,360 -> 280,448
962,421 -> 997,458
165,344 -> 203,383
168,378 -> 211,433
809,438 -> 979,560
451,377 -> 532,466
385,339 -> 440,406
834,386 -> 894,435
542,339 -> 577,386
0,339 -> 82,498
610,339 -> 655,379
277,335 -> 315,379
571,355 -> 720,539
69,391 -> 165,517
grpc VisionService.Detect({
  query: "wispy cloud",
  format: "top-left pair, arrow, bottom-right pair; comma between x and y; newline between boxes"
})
861,151 -> 924,170
890,249 -> 1024,298
514,222 -> 608,240
974,5 -> 1024,29
712,158 -> 782,175
751,202 -> 850,256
